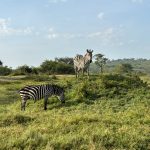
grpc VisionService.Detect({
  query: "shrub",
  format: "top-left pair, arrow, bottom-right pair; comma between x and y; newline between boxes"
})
12,65 -> 36,75
114,63 -> 133,74
0,66 -> 12,76
40,60 -> 74,75
69,74 -> 148,100
100,74 -> 147,89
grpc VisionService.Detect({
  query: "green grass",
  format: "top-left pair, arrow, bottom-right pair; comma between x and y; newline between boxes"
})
0,74 -> 150,150
140,75 -> 150,86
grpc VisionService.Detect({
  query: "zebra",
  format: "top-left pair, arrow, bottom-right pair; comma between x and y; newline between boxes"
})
73,49 -> 93,78
19,84 -> 65,111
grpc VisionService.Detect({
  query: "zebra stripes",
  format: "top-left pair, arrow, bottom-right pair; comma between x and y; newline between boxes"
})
73,49 -> 93,78
19,84 -> 65,111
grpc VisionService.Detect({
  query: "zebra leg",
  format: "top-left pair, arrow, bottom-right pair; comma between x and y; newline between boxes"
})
21,98 -> 27,111
82,69 -> 84,76
44,97 -> 48,110
87,68 -> 90,78
77,71 -> 79,78
76,71 -> 77,78
75,68 -> 78,78
75,67 -> 80,78
87,67 -> 90,77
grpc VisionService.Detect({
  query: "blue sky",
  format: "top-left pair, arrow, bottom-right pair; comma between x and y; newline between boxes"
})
0,0 -> 150,68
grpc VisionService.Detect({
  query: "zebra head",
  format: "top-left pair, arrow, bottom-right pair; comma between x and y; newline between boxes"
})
85,49 -> 93,63
58,89 -> 65,104
59,92 -> 65,104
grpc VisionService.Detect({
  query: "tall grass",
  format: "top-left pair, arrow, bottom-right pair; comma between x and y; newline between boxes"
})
0,74 -> 149,149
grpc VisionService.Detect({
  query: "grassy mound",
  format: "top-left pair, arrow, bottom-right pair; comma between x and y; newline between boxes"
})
68,74 -> 148,101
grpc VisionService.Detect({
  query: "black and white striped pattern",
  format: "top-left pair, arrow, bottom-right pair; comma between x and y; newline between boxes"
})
73,49 -> 93,78
19,84 -> 65,111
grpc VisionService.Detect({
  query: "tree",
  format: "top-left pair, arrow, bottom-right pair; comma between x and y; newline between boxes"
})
115,63 -> 133,74
14,65 -> 33,75
94,53 -> 108,73
40,60 -> 56,74
0,60 -> 3,66
55,57 -> 74,65
0,66 -> 12,76
40,60 -> 74,74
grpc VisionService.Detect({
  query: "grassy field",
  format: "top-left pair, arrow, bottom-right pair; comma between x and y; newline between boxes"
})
0,74 -> 150,150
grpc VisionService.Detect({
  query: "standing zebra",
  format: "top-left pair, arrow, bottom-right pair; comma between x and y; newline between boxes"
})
19,84 -> 65,111
73,49 -> 93,78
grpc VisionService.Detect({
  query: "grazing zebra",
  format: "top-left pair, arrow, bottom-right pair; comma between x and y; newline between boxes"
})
73,49 -> 93,78
19,84 -> 65,111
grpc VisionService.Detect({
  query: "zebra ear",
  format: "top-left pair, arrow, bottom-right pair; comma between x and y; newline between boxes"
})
91,50 -> 93,53
87,49 -> 89,53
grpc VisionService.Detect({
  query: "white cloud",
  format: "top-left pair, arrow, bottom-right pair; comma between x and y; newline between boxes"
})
0,18 -> 8,28
47,33 -> 58,39
88,28 -> 114,39
97,12 -> 104,20
48,0 -> 67,3
63,33 -> 83,39
87,27 -> 124,46
22,27 -> 34,35
46,27 -> 83,40
131,0 -> 143,3
45,0 -> 68,7
48,27 -> 54,32
61,0 -> 67,2
0,18 -> 34,36
0,18 -> 10,34
47,27 -> 59,39
88,32 -> 101,38
45,25 -> 125,47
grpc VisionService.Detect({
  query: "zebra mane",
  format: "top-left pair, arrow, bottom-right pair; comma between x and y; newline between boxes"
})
20,84 -> 64,91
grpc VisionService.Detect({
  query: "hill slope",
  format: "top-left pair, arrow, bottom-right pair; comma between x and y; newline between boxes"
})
90,58 -> 150,74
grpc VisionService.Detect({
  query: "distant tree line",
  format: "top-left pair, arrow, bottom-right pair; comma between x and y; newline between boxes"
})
0,66 -> 12,76
90,58 -> 150,75
0,58 -> 74,76
1,57 -> 150,76
106,58 -> 150,75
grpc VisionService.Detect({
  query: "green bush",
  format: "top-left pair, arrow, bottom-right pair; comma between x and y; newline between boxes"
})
69,74 -> 148,100
0,66 -> 12,76
12,65 -> 39,76
114,63 -> 133,74
72,81 -> 89,101
40,60 -> 74,74
100,74 -> 147,89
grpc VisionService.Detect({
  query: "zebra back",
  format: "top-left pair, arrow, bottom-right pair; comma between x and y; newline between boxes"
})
73,50 -> 93,69
74,54 -> 83,60
19,84 -> 64,100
